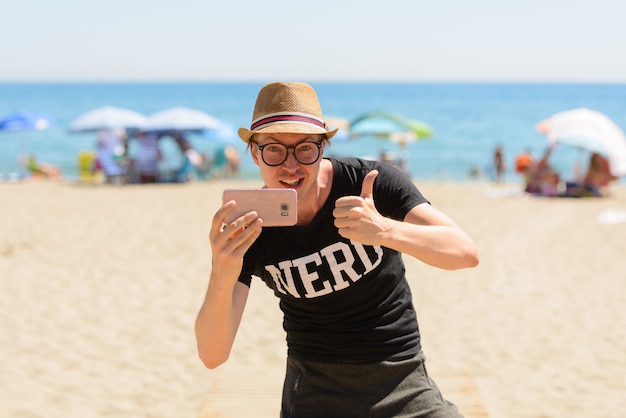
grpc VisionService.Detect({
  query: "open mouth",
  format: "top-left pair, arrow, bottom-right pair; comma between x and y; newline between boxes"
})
280,178 -> 303,187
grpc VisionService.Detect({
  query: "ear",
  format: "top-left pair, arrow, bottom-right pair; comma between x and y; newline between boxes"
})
250,143 -> 261,166
319,136 -> 329,154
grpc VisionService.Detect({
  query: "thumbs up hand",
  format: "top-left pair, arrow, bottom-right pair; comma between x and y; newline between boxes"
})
359,169 -> 377,200
333,170 -> 391,245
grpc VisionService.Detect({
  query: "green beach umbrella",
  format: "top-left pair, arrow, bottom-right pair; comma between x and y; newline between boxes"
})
349,112 -> 434,147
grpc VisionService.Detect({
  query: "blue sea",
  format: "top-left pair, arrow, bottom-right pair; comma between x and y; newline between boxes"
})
2,82 -> 626,182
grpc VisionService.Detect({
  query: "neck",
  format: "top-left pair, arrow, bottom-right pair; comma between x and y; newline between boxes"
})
296,159 -> 333,225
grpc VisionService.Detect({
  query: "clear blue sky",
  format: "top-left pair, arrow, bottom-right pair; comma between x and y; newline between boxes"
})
2,0 -> 625,82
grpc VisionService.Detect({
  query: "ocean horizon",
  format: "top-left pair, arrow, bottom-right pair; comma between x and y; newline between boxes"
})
2,82 -> 626,183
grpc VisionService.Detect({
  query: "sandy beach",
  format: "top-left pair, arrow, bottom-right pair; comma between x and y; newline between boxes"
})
1,178 -> 625,418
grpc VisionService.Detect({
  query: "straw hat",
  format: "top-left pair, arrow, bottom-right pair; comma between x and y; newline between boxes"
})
238,82 -> 338,143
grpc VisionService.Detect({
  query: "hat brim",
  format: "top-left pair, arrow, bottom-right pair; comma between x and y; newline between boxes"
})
238,124 -> 338,143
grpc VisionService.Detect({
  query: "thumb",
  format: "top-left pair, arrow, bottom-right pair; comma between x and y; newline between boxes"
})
360,170 -> 378,199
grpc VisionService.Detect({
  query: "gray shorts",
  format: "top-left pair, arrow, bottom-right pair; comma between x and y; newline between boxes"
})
281,352 -> 463,418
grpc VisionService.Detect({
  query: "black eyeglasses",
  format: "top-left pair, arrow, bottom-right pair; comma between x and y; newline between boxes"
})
255,141 -> 323,166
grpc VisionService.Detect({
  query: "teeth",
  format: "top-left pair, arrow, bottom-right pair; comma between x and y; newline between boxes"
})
282,179 -> 299,185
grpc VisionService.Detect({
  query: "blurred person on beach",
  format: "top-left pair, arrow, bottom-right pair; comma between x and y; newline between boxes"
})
565,152 -> 617,197
95,129 -> 128,184
25,154 -> 61,180
469,164 -> 484,179
379,149 -> 409,176
172,132 -> 209,182
493,143 -> 505,183
515,149 -> 533,177
211,145 -> 241,178
524,145 -> 562,196
195,82 -> 479,418
583,152 -> 616,194
515,148 -> 534,186
133,131 -> 161,183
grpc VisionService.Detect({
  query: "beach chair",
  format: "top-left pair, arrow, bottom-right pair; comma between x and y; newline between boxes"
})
77,150 -> 100,183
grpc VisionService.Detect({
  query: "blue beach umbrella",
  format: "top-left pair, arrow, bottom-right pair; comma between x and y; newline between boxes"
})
0,111 -> 54,132
0,111 -> 54,177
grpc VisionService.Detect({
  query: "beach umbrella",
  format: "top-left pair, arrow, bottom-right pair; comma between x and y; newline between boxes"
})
68,106 -> 147,133
142,107 -> 221,134
536,107 -> 626,177
0,111 -> 53,132
0,111 -> 54,177
349,112 -> 433,147
0,111 -> 54,147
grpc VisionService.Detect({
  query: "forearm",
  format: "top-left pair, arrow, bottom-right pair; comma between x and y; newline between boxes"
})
381,220 -> 479,270
195,279 -> 248,369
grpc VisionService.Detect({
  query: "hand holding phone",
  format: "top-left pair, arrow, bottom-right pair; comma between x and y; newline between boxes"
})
222,188 -> 298,227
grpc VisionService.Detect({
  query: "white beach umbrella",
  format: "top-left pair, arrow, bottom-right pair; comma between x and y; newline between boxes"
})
536,107 -> 626,177
143,107 -> 221,133
68,106 -> 147,133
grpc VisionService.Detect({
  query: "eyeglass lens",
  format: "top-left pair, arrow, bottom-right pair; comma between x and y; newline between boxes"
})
260,142 -> 321,166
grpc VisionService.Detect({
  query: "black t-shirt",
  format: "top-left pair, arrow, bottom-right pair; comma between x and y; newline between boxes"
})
238,157 -> 429,363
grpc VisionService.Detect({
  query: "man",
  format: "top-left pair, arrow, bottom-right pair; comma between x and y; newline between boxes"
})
195,82 -> 479,417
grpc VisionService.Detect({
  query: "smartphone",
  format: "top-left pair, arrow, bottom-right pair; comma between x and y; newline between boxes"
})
222,188 -> 298,226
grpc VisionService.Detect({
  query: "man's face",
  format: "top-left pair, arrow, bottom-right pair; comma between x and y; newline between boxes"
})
251,132 -> 325,199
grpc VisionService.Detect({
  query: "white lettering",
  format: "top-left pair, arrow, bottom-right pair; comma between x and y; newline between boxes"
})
265,263 -> 300,298
263,240 -> 386,299
320,242 -> 359,291
351,240 -> 383,274
293,253 -> 331,298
